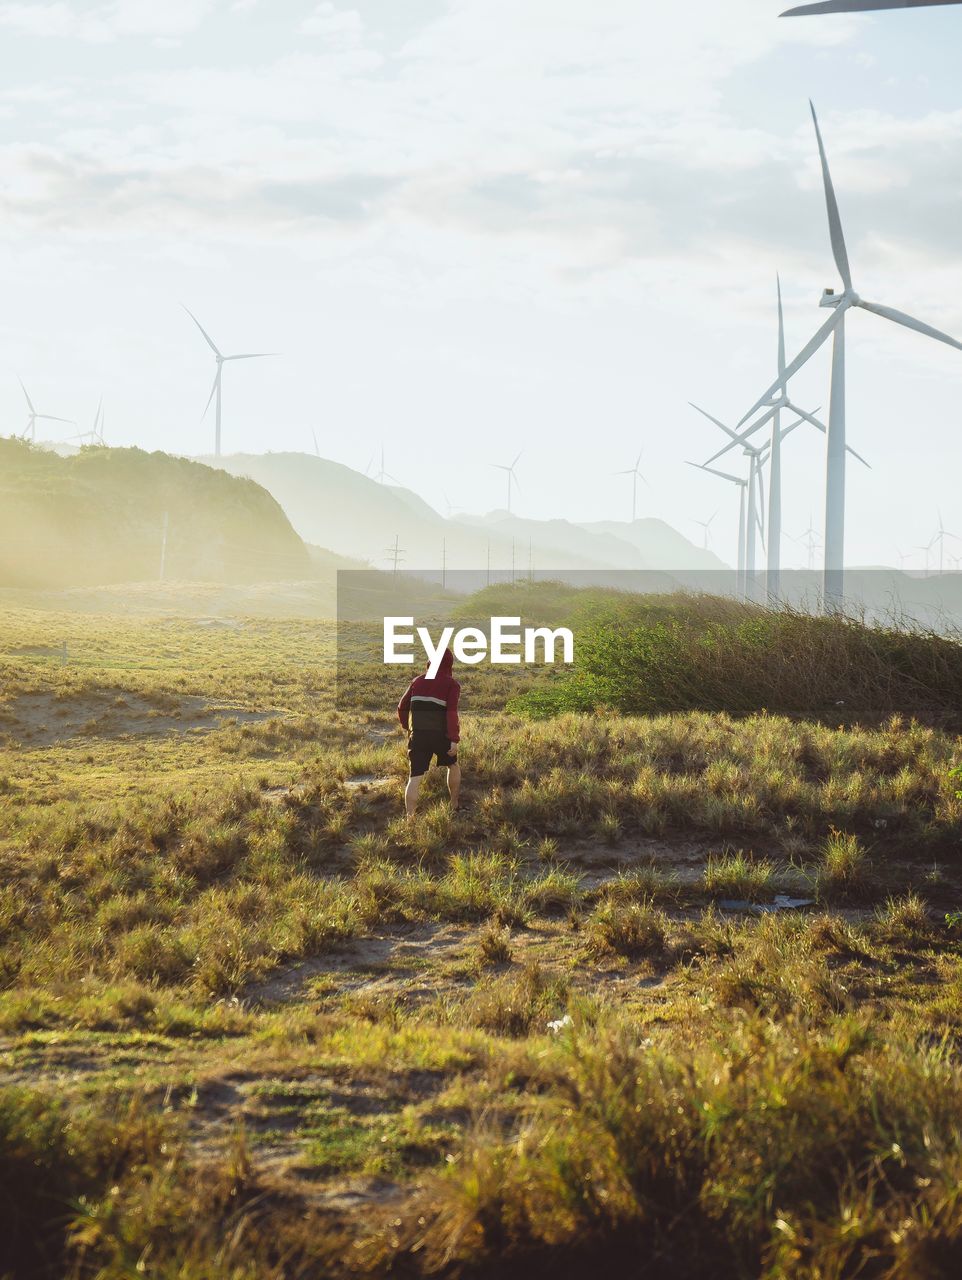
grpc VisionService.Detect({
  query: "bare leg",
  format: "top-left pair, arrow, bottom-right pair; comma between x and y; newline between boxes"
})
405,774 -> 423,819
447,763 -> 461,810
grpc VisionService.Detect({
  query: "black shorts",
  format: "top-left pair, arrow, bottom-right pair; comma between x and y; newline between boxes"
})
408,732 -> 457,777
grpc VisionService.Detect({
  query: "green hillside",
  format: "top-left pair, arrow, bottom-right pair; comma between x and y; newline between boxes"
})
0,439 -> 311,588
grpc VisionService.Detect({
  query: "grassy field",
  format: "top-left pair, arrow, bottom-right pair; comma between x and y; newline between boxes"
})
3,591 -> 962,1279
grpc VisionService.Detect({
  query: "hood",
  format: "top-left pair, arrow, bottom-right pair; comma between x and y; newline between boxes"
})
431,648 -> 454,676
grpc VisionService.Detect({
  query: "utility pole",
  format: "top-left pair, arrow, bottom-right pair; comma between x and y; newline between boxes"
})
159,511 -> 169,582
386,535 -> 406,577
441,538 -> 447,591
511,538 -> 516,584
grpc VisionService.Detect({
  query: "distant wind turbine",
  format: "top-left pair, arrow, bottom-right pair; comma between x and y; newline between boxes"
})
184,307 -> 273,458
311,431 -> 321,458
492,451 -> 522,514
796,520 -> 822,572
692,510 -> 719,551
18,379 -> 73,441
374,446 -> 401,486
931,511 -> 961,573
735,104 -> 962,612
687,461 -> 750,599
614,451 -> 647,522
69,399 -> 106,447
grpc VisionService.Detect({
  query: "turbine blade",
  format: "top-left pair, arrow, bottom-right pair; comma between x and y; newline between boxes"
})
845,443 -> 872,469
703,405 -> 779,467
737,308 -> 843,428
810,102 -> 853,294
18,378 -> 35,413
783,1 -> 958,15
781,399 -> 826,434
183,306 -> 222,357
776,274 -> 787,384
202,369 -> 220,419
857,299 -> 962,352
511,450 -> 523,469
687,460 -> 744,487
224,352 -> 274,361
689,403 -> 739,441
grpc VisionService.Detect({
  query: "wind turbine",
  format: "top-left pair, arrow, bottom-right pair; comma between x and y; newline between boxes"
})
692,510 -> 719,550
614,451 -> 648,523
783,1 -> 962,15
704,277 -> 871,602
18,379 -> 73,441
931,511 -> 961,573
374,446 -> 401,486
736,104 -> 962,612
69,399 -> 106,446
184,308 -> 273,458
917,536 -> 936,574
690,409 -> 775,599
687,462 -> 750,599
492,451 -> 522,514
797,519 -> 822,571
311,431 -> 321,458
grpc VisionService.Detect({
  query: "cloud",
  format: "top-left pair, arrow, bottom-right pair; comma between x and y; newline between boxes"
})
0,0 -> 214,42
300,2 -> 364,45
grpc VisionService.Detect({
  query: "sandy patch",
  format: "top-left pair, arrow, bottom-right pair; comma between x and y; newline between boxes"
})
0,688 -> 274,748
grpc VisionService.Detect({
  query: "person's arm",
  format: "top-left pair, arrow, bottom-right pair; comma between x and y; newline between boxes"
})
398,682 -> 413,731
446,681 -> 460,744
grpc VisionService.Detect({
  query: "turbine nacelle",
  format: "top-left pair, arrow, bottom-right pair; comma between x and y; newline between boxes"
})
819,288 -> 856,310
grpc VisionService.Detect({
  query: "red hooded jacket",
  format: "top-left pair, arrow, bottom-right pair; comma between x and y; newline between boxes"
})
397,648 -> 460,743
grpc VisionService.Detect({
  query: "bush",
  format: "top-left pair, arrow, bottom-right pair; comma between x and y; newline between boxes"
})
585,900 -> 669,959
512,598 -> 962,730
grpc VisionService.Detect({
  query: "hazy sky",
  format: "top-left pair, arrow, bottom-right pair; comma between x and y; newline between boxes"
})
3,0 -> 962,569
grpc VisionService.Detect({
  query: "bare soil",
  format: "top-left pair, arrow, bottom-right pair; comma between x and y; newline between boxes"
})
0,689 -> 274,747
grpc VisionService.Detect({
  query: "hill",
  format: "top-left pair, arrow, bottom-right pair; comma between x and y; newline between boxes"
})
0,439 -> 312,588
201,451 -> 723,575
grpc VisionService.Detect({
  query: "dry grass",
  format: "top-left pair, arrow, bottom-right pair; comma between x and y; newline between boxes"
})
3,597 -> 962,1279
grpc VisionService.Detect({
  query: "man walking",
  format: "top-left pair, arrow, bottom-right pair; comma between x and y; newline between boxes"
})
397,647 -> 461,818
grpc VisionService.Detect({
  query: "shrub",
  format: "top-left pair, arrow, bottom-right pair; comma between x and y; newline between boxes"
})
817,830 -> 872,902
512,598 -> 962,730
585,900 -> 668,959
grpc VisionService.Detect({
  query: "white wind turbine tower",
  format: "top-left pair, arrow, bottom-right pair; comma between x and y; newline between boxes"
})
737,103 -> 962,612
184,308 -> 273,458
687,462 -> 749,599
18,379 -> 73,441
614,451 -> 647,522
492,451 -> 522,514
